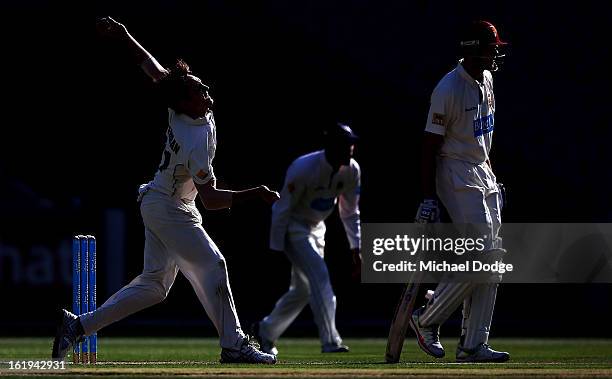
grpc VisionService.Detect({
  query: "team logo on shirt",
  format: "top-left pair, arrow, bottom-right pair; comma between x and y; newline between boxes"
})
432,113 -> 446,126
473,113 -> 495,137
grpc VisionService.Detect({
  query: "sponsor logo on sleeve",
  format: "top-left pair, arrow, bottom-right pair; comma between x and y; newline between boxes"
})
432,113 -> 446,126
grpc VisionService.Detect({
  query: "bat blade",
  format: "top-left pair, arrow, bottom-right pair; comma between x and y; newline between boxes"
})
385,280 -> 421,363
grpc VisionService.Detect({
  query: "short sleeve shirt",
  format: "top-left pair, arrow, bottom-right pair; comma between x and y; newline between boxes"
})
149,109 -> 216,201
425,61 -> 495,164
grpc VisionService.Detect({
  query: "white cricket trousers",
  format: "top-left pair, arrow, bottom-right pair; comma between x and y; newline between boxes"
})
419,157 -> 502,350
79,190 -> 245,350
259,224 -> 342,346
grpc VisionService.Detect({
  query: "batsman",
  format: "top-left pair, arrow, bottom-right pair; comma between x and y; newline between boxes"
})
410,20 -> 510,363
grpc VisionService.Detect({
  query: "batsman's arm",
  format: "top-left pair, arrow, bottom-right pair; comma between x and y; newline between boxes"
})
421,132 -> 444,199
96,17 -> 168,82
421,82 -> 452,199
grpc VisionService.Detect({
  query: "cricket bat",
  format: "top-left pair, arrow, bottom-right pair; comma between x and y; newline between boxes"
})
384,276 -> 421,363
385,212 -> 436,363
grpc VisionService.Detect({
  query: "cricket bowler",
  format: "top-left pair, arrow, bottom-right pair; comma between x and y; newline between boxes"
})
52,17 -> 279,364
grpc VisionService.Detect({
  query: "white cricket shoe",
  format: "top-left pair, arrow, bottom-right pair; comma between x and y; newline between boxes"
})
220,336 -> 277,364
409,306 -> 445,358
321,343 -> 350,353
51,309 -> 84,360
456,343 -> 510,363
251,322 -> 278,356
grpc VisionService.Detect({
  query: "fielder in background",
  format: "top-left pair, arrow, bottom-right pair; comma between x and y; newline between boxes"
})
52,17 -> 279,364
252,123 -> 362,355
411,20 -> 510,362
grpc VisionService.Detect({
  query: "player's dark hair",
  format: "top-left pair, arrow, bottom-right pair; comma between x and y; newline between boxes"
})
157,59 -> 193,110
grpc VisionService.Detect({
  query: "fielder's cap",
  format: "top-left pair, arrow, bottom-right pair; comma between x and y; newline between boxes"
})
460,20 -> 508,48
324,122 -> 359,143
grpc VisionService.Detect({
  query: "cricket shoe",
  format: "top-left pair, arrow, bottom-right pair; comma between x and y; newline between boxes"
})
456,343 -> 510,363
52,309 -> 85,360
409,306 -> 445,358
321,343 -> 350,353
250,321 -> 278,356
220,336 -> 277,364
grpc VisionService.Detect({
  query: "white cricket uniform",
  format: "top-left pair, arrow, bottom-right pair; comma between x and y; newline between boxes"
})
80,109 -> 246,350
260,150 -> 360,346
419,61 -> 502,350
425,61 -> 500,233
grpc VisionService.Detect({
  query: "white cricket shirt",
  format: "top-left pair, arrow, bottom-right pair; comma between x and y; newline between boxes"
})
270,150 -> 361,251
425,61 -> 496,164
146,108 -> 216,201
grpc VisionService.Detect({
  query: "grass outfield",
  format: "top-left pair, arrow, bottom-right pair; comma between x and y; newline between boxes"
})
1,338 -> 612,377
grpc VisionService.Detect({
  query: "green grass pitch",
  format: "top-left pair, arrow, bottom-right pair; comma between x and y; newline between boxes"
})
1,338 -> 612,377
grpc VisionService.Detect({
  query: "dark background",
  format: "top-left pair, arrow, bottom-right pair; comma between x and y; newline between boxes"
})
1,0 -> 610,339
